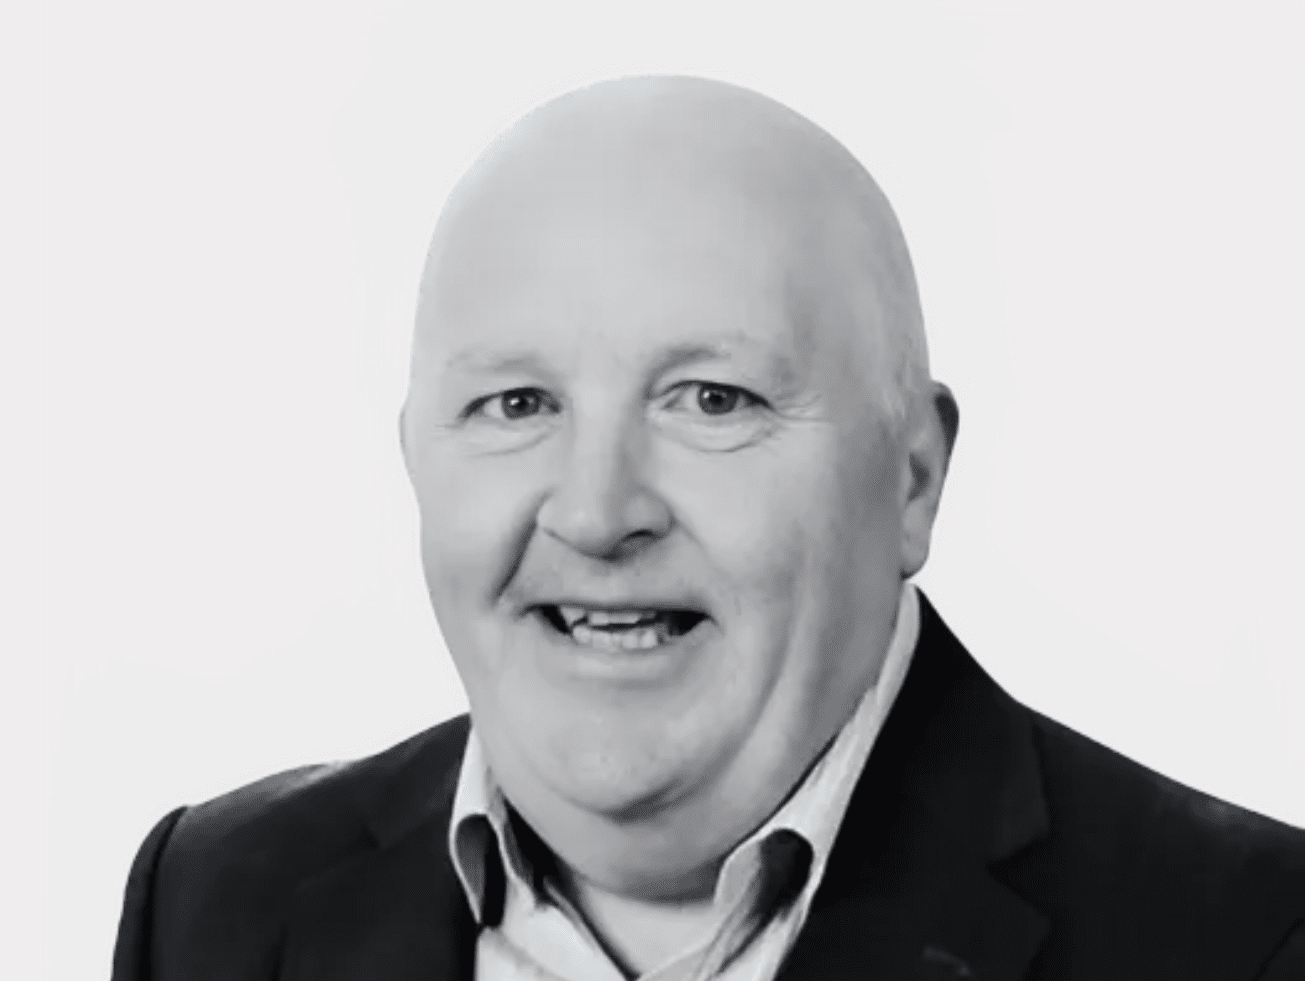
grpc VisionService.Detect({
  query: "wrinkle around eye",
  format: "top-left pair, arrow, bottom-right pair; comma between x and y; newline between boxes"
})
450,417 -> 558,457
651,384 -> 781,453
658,380 -> 770,419
461,387 -> 563,424
440,388 -> 563,456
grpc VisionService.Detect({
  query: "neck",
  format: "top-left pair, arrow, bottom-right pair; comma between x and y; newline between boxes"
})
555,860 -> 725,978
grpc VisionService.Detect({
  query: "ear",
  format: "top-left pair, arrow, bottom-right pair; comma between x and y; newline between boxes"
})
900,381 -> 959,577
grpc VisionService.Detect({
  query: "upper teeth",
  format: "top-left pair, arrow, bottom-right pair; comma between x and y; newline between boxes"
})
558,606 -> 656,628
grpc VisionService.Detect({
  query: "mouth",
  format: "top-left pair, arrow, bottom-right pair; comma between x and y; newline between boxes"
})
534,603 -> 709,652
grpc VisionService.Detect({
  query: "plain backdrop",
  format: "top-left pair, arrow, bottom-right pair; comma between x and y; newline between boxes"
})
24,2 -> 1304,978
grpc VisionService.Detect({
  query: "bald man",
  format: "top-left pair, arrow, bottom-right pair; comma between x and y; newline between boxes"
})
113,78 -> 1305,981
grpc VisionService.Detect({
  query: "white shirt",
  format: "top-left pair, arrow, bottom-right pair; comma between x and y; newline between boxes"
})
449,583 -> 921,981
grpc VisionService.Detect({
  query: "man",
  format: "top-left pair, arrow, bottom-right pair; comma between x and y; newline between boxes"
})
112,77 -> 1305,980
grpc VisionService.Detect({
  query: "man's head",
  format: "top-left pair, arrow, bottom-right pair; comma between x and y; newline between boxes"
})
402,76 -> 957,899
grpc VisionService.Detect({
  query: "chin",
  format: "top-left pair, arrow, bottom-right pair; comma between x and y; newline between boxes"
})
531,732 -> 707,823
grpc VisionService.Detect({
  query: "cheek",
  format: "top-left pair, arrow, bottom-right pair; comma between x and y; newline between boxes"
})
664,439 -> 846,603
664,431 -> 902,665
413,446 -> 547,615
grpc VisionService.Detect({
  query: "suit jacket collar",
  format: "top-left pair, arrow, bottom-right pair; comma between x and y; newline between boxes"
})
777,592 -> 1049,980
282,717 -> 477,981
282,592 -> 1049,981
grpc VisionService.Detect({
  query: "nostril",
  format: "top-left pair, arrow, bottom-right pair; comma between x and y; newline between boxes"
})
609,530 -> 662,562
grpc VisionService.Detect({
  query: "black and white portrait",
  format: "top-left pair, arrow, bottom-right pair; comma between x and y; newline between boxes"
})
30,4 -> 1305,979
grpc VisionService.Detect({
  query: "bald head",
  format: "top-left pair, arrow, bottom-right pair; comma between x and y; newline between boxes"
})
414,76 -> 928,432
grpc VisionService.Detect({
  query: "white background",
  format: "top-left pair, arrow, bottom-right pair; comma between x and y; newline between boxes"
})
21,2 -> 1304,978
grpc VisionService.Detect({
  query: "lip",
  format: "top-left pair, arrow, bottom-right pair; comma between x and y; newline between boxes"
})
523,605 -> 714,684
520,596 -> 711,617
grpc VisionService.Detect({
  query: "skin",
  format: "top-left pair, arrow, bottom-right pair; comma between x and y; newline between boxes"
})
403,77 -> 958,971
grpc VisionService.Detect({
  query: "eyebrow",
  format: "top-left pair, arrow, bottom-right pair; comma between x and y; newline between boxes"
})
652,342 -> 742,372
633,330 -> 789,381
652,338 -> 803,392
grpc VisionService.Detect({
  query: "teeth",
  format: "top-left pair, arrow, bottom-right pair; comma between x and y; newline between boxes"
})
558,606 -> 658,628
559,605 -> 588,628
572,624 -> 608,650
589,609 -> 651,627
571,623 -> 662,651
549,604 -> 701,651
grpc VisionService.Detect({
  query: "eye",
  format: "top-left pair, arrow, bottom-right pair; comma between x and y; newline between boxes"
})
695,383 -> 745,415
655,381 -> 773,451
500,388 -> 544,419
468,387 -> 559,422
670,381 -> 763,417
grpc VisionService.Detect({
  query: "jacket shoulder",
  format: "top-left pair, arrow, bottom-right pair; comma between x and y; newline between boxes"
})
1014,709 -> 1305,975
130,715 -> 471,981
1030,709 -> 1305,872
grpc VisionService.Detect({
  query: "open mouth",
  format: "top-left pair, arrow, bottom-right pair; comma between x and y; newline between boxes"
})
536,604 -> 708,651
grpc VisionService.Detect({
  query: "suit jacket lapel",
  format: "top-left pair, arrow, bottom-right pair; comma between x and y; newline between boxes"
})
281,718 -> 478,981
778,593 -> 1050,981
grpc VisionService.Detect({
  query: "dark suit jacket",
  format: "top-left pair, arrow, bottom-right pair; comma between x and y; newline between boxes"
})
112,594 -> 1305,980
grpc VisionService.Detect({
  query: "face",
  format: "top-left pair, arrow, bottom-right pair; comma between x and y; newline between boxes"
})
404,157 -> 914,890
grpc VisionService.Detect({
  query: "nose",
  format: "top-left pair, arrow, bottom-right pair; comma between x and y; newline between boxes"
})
536,417 -> 672,561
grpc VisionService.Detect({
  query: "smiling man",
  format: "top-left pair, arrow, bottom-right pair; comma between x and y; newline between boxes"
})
113,77 -> 1305,981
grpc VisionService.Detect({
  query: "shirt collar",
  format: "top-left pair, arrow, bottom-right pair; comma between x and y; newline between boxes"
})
448,581 -> 921,923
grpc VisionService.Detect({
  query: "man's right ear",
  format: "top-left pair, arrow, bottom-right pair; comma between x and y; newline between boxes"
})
899,380 -> 960,578
932,382 -> 959,457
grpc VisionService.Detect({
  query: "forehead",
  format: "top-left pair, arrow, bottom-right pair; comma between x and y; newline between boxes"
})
419,175 -> 832,377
